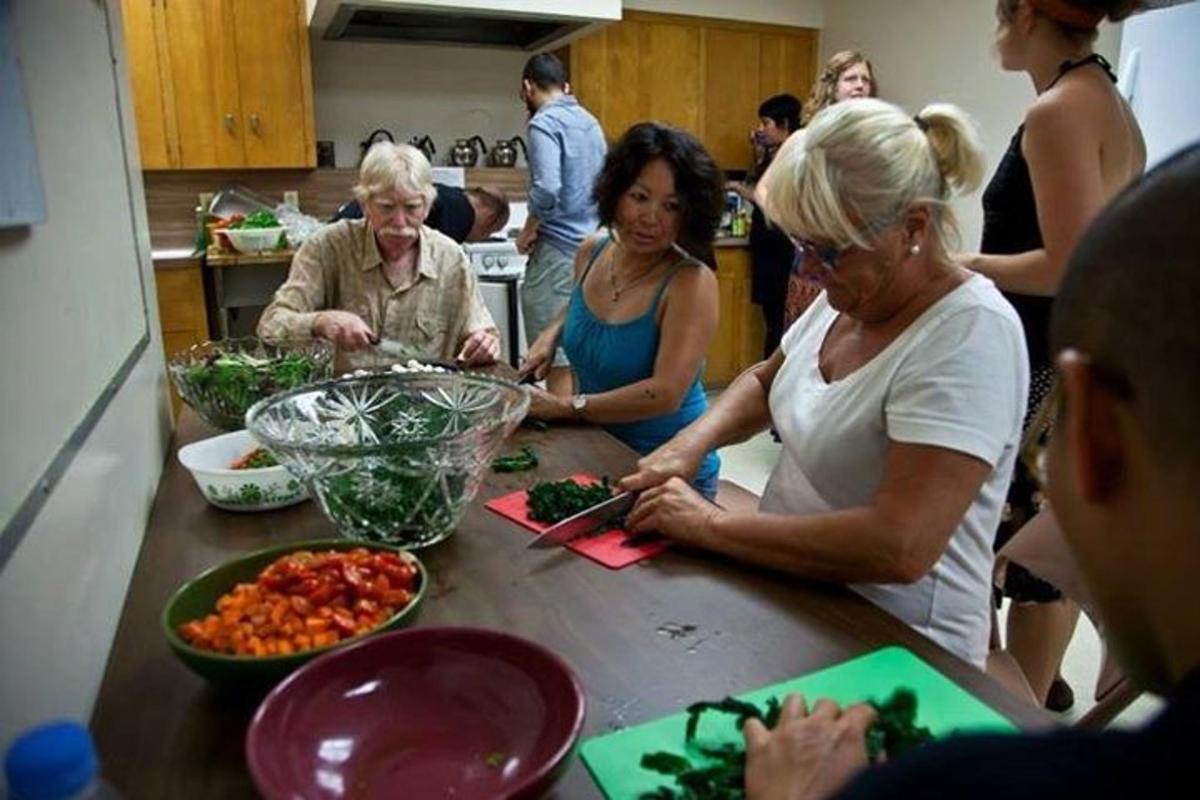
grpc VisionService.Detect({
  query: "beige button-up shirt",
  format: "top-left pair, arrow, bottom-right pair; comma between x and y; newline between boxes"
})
257,219 -> 496,361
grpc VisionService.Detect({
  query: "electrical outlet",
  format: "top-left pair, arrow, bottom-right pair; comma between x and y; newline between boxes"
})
284,191 -> 299,208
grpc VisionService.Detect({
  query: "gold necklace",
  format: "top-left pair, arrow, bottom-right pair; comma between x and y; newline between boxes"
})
608,248 -> 670,302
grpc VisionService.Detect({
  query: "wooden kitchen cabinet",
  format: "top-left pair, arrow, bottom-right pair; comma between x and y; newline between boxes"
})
570,16 -> 703,139
120,0 -> 315,169
154,260 -> 211,416
231,0 -> 316,166
568,11 -> 818,170
122,0 -> 175,168
704,247 -> 765,387
703,27 -> 761,171
759,32 -> 819,101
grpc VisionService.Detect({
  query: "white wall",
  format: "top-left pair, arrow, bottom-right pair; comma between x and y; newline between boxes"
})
820,0 -> 1122,251
623,0 -> 824,27
311,38 -> 532,167
0,0 -> 171,748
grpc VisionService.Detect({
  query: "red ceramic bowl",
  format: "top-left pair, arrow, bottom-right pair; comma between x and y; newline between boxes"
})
246,627 -> 586,800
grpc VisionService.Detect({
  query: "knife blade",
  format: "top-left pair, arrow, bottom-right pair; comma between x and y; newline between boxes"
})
373,337 -> 423,361
526,491 -> 637,549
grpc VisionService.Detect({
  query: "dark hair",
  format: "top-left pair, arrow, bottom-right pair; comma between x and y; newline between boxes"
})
522,53 -> 567,90
758,94 -> 803,133
1051,142 -> 1200,483
466,185 -> 510,230
998,0 -> 1142,40
593,122 -> 725,268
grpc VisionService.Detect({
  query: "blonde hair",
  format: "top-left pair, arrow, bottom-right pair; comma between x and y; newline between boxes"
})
353,143 -> 437,207
802,50 -> 878,126
760,98 -> 985,257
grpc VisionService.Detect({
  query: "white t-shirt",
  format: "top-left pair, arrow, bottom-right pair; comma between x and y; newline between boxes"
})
760,275 -> 1029,666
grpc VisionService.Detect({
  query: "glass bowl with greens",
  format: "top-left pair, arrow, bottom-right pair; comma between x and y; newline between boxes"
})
169,338 -> 334,431
245,372 -> 529,548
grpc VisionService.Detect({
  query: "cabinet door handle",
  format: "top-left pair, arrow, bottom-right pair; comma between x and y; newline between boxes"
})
250,113 -> 260,135
224,113 -> 235,133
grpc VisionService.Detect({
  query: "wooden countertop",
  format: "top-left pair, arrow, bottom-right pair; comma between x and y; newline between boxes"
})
90,409 -> 1048,799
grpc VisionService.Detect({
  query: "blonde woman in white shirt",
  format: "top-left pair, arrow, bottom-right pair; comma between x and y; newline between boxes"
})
622,99 -> 1029,667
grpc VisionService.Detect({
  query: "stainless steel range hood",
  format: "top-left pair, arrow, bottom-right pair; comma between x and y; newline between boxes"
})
310,0 -> 620,51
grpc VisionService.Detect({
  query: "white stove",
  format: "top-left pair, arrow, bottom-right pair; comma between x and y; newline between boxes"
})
462,200 -> 529,278
463,202 -> 528,366
463,237 -> 527,278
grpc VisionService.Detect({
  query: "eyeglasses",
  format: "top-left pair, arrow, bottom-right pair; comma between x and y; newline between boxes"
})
790,235 -> 854,274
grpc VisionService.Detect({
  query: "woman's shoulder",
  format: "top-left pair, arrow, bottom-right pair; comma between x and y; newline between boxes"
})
921,275 -> 1025,345
573,232 -> 611,277
1025,68 -> 1120,136
664,251 -> 718,295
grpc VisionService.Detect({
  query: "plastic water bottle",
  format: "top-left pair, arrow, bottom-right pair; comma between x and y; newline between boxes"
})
3,722 -> 124,800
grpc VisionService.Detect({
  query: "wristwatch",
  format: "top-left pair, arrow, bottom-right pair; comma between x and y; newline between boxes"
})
570,394 -> 588,417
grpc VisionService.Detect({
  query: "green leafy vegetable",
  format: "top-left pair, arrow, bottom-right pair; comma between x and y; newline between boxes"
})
526,477 -> 614,523
638,689 -> 934,799
491,446 -> 539,473
310,396 -> 475,548
864,687 -> 933,761
229,209 -> 281,229
181,351 -> 322,418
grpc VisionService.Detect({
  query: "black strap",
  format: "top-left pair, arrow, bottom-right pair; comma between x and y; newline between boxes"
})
1049,53 -> 1117,90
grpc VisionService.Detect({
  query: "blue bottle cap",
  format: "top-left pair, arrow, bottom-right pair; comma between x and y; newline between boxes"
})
4,721 -> 98,800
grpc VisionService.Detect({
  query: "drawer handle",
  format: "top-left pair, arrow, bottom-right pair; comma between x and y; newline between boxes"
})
250,113 -> 260,135
224,113 -> 235,133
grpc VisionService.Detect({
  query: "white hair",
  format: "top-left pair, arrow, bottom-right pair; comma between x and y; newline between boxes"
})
353,143 -> 437,207
760,98 -> 985,255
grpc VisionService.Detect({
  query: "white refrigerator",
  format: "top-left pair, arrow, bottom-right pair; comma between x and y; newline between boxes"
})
1118,1 -> 1200,167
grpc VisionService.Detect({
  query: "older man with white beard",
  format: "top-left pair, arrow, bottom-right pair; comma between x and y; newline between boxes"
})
258,142 -> 499,366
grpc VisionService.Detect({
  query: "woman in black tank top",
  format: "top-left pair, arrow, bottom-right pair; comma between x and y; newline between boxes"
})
961,0 -> 1145,713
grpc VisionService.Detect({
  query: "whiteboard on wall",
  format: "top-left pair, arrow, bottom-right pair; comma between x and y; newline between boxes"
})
1120,2 -> 1200,168
0,0 -> 150,540
0,0 -> 47,225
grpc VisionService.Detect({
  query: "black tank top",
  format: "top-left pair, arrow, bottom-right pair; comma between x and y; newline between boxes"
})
981,54 -> 1117,375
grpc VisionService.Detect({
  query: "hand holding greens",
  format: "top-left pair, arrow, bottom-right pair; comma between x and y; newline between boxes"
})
638,689 -> 933,799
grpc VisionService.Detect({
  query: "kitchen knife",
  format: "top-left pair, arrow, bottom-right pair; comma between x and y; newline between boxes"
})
373,337 -> 424,361
527,491 -> 637,550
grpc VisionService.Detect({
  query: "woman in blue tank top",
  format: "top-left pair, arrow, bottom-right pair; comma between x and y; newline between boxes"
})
518,122 -> 724,499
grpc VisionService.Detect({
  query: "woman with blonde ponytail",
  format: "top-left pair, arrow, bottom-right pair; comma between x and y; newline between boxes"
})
622,99 -> 1028,670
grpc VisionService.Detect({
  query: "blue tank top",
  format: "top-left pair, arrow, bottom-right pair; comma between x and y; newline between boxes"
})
561,237 -> 720,489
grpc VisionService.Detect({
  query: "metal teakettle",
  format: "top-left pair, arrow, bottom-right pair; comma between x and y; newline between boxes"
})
408,135 -> 436,162
358,128 -> 395,164
448,135 -> 488,167
487,135 -> 528,167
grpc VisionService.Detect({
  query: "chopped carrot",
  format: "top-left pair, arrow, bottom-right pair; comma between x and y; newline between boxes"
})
177,548 -> 420,657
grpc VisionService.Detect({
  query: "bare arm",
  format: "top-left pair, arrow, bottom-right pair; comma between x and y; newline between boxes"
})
632,442 -> 991,585
968,93 -> 1107,296
569,263 -> 720,423
620,349 -> 784,490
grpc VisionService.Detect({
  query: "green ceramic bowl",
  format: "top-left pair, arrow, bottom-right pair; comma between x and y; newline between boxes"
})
162,539 -> 427,686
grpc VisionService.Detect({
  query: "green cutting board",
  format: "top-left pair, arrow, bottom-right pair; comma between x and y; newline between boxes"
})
580,646 -> 1018,799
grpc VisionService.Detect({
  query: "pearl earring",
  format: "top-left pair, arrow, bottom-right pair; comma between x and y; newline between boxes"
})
910,244 -> 920,255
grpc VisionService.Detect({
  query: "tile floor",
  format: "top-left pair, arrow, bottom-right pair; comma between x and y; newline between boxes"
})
716,431 -> 1163,728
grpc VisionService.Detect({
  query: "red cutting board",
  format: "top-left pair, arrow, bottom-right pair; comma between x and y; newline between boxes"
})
485,474 -> 669,569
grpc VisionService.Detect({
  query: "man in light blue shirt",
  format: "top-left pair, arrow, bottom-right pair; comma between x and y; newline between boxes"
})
516,53 -> 607,396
